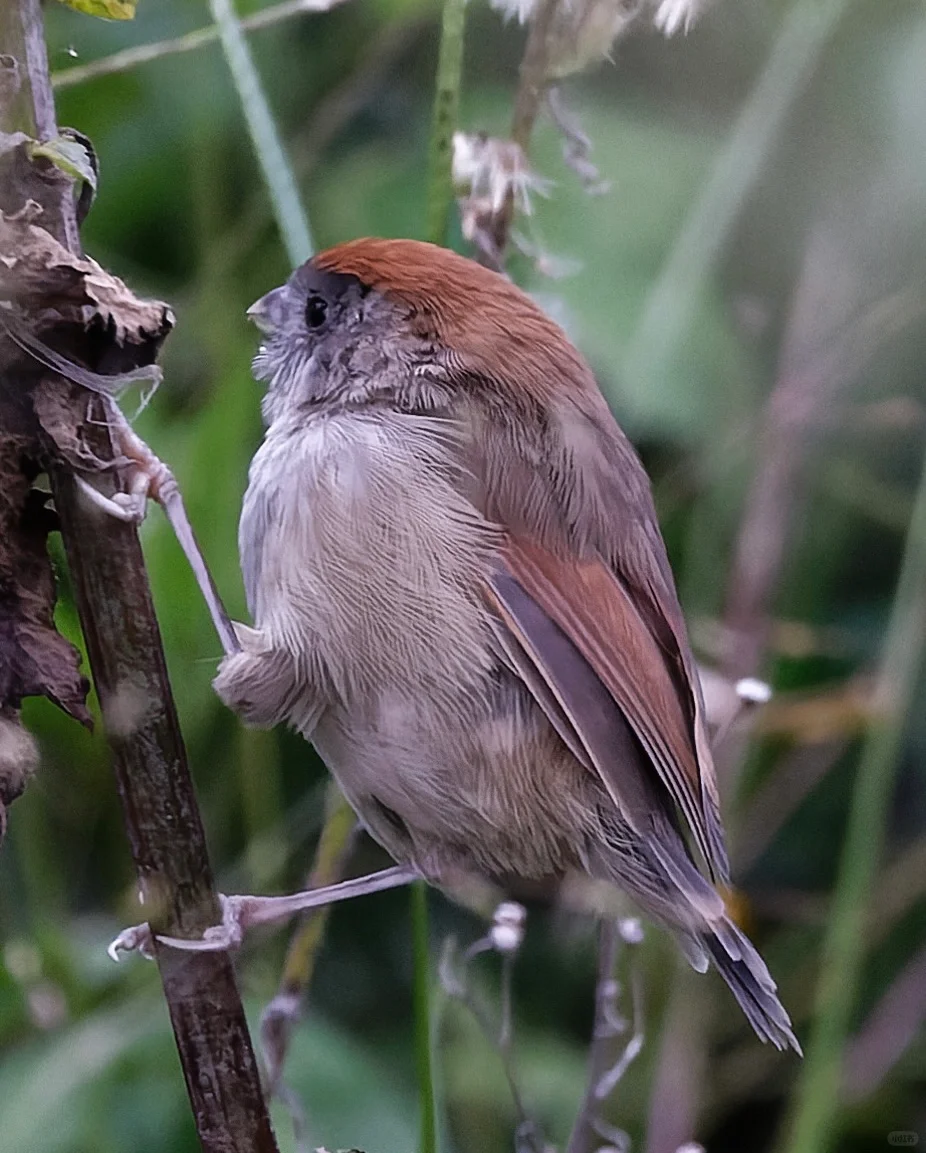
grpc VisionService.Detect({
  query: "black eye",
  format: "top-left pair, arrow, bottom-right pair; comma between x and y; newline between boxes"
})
305,294 -> 328,329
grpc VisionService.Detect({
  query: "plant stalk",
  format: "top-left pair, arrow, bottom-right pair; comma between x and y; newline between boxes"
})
780,442 -> 926,1153
208,0 -> 313,267
0,2 -> 279,1149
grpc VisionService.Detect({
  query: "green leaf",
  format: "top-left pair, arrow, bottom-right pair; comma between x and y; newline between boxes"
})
28,135 -> 97,197
55,0 -> 138,18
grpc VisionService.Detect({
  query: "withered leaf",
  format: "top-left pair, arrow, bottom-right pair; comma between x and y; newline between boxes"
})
0,201 -> 171,734
55,0 -> 138,19
0,436 -> 91,725
0,204 -> 172,343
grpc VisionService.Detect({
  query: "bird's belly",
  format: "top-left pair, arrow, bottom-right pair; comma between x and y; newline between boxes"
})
312,688 -> 600,882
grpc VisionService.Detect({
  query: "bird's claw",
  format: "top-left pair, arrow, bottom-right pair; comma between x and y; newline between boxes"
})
73,423 -> 240,656
156,895 -> 248,953
107,871 -> 418,961
76,474 -> 149,523
75,425 -> 174,525
108,921 -> 157,962
107,897 -> 249,959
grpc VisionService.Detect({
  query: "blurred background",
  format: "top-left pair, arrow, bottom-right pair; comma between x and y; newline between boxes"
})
2,0 -> 925,1150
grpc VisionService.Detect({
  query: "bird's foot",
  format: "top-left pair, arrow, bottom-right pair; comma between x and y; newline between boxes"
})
75,418 -> 239,656
108,865 -> 419,959
76,417 -> 175,524
108,921 -> 157,961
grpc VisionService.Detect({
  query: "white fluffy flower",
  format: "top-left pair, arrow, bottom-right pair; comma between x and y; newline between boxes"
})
618,916 -> 644,944
489,0 -> 538,23
651,0 -> 708,36
452,132 -> 550,216
735,676 -> 773,705
490,901 -> 527,954
490,0 -> 712,43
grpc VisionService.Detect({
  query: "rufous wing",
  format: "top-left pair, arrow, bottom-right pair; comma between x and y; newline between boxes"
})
488,535 -> 729,882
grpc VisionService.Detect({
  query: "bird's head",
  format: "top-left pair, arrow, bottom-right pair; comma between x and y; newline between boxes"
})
247,238 -> 595,425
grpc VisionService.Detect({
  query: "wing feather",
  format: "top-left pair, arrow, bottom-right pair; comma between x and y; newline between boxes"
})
487,573 -> 650,823
496,537 -> 727,879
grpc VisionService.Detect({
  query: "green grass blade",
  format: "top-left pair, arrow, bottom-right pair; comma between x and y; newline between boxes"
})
780,446 -> 926,1153
412,3 -> 468,1149
623,0 -> 850,390
412,879 -> 438,1153
208,0 -> 313,265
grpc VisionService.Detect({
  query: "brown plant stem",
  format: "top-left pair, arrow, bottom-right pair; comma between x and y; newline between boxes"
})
565,921 -> 622,1153
260,783 -> 358,1095
486,0 -> 559,261
722,228 -> 850,688
842,942 -> 926,1102
643,962 -> 707,1153
1,3 -> 278,1150
510,0 -> 559,152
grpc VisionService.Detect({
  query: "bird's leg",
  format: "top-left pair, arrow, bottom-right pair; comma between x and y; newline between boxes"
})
109,864 -> 419,959
74,414 -> 240,658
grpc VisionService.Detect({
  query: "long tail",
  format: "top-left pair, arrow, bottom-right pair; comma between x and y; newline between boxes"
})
645,830 -> 800,1052
589,822 -> 801,1052
697,917 -> 801,1053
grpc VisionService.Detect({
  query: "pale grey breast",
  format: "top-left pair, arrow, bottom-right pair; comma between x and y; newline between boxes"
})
240,408 -> 501,713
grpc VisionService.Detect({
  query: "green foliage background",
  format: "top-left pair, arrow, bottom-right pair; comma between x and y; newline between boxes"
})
2,1 -> 926,1150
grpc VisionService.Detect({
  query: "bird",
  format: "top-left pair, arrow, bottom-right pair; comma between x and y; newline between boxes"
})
210,237 -> 798,1052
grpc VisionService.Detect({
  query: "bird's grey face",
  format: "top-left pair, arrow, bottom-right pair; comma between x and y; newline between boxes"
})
248,263 -> 409,425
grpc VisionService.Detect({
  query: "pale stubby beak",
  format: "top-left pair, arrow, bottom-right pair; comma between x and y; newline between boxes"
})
246,286 -> 288,335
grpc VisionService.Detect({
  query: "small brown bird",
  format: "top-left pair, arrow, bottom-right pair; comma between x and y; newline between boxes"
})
214,238 -> 798,1051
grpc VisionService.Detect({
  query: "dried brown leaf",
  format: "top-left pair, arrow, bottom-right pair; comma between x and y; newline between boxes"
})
0,204 -> 172,342
0,200 -> 171,743
0,436 -> 90,725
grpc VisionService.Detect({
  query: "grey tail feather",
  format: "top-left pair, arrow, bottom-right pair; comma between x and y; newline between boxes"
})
701,919 -> 802,1055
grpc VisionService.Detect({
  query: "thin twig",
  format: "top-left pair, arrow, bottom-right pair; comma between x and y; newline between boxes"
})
733,740 -> 849,872
208,0 -> 312,267
868,837 -> 926,943
438,924 -> 544,1150
643,963 -> 708,1153
51,0 -> 350,90
206,17 -> 421,281
566,921 -> 622,1153
260,784 -> 357,1148
486,0 -> 558,261
566,920 -> 644,1153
